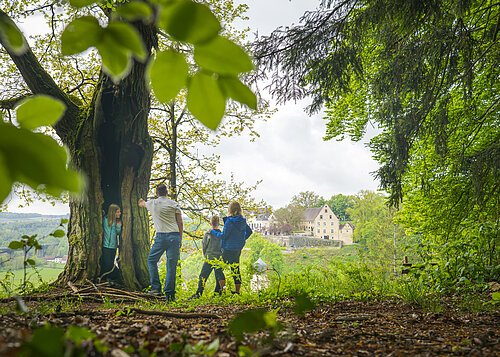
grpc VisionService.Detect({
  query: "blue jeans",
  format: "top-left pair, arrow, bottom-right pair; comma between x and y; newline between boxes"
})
147,232 -> 180,299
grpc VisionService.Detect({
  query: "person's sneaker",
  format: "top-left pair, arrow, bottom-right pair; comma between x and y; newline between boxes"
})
147,290 -> 162,297
188,292 -> 201,300
231,291 -> 240,295
165,295 -> 176,302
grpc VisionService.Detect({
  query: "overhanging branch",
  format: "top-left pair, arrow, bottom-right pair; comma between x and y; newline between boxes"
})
0,9 -> 81,144
0,95 -> 30,110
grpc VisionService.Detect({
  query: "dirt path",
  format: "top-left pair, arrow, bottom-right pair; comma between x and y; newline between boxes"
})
0,299 -> 498,356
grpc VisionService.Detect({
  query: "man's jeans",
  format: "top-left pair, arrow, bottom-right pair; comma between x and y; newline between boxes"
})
148,232 -> 180,299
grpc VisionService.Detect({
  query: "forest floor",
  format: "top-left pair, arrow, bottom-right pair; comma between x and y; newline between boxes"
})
0,289 -> 498,356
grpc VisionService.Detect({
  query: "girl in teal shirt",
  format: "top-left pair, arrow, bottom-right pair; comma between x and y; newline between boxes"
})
100,204 -> 122,281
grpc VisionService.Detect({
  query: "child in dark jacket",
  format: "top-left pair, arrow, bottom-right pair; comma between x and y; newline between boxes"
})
210,201 -> 252,294
189,216 -> 225,299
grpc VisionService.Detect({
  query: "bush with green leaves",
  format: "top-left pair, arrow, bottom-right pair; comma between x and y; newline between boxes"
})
244,233 -> 284,273
4,218 -> 67,294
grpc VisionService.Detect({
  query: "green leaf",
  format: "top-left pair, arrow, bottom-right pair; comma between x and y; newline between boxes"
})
65,326 -> 95,345
27,236 -> 38,246
187,72 -> 226,130
105,21 -> 147,62
263,309 -> 279,328
218,76 -> 257,109
0,13 -> 27,55
16,95 -> 66,130
293,292 -> 316,316
194,36 -> 254,74
0,152 -> 12,203
96,36 -> 131,83
60,218 -> 69,225
148,50 -> 188,103
228,308 -> 269,341
8,241 -> 24,250
51,229 -> 66,238
26,259 -> 36,266
22,325 -> 65,356
61,16 -> 102,55
159,0 -> 221,44
205,338 -> 220,355
69,0 -> 96,8
492,292 -> 500,302
0,123 -> 83,197
116,2 -> 153,22
93,339 -> 109,354
237,345 -> 254,356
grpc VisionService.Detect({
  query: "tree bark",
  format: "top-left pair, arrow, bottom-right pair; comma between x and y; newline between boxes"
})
60,22 -> 156,290
1,12 -> 157,290
168,104 -> 178,200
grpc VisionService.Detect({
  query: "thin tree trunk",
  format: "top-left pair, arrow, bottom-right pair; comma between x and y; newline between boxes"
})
169,104 -> 178,200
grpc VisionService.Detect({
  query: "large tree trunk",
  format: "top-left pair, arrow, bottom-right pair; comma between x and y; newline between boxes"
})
60,70 -> 153,290
0,11 -> 157,290
59,24 -> 156,290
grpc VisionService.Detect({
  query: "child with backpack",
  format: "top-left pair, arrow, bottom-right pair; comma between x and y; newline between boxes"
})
189,216 -> 225,299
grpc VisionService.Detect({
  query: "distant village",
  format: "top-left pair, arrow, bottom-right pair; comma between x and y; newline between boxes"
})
248,204 -> 354,248
0,198 -> 356,270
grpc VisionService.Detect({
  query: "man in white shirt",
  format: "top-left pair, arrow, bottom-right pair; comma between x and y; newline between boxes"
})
139,184 -> 183,301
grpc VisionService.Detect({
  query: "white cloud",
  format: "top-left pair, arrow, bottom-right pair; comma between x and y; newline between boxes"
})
5,193 -> 69,215
234,0 -> 320,36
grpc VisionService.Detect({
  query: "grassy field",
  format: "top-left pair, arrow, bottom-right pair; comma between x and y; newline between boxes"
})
282,244 -> 358,271
0,266 -> 64,291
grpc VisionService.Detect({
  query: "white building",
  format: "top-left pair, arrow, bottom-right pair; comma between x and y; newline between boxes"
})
248,213 -> 276,235
248,204 -> 354,245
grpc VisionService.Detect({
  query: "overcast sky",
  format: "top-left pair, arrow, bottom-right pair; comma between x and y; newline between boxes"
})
5,0 -> 380,214
210,0 -> 380,207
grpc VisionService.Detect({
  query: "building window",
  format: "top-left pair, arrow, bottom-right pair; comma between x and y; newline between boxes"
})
320,215 -> 323,219
317,229 -> 320,233
330,215 -> 332,219
323,229 -> 326,233
331,229 -> 334,233
317,222 -> 320,226
323,222 -> 326,226
331,221 -> 334,225
325,209 -> 327,213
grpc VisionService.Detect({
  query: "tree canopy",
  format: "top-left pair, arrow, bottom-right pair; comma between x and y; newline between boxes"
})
254,0 -> 499,206
254,0 -> 499,290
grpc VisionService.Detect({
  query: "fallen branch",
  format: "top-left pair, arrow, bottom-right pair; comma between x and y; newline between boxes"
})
0,284 -> 167,304
67,281 -> 79,293
129,308 -> 220,319
77,292 -> 143,301
333,314 -> 372,322
44,308 -> 220,319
